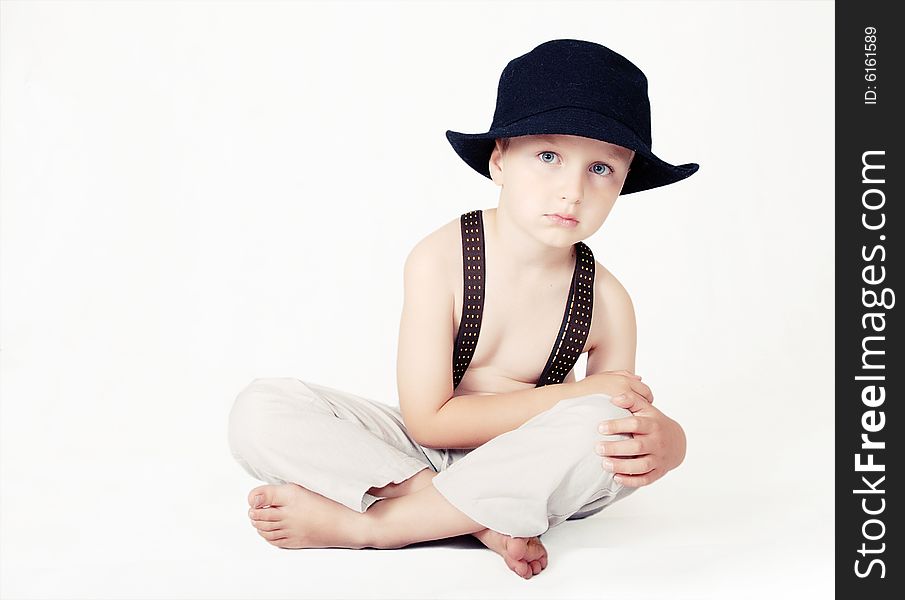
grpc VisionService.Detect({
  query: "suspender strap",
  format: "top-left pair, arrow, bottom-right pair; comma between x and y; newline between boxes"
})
535,241 -> 595,387
451,210 -> 595,390
452,210 -> 486,389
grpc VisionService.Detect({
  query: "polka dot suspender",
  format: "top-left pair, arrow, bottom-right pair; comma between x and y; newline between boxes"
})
535,236 -> 595,387
451,209 -> 596,390
452,210 -> 486,389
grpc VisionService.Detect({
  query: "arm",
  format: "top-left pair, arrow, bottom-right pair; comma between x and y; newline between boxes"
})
395,233 -> 586,449
583,263 -> 637,377
419,382 -> 586,450
586,265 -> 687,487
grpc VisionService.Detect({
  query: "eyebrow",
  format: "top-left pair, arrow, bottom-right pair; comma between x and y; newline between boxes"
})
530,135 -> 629,162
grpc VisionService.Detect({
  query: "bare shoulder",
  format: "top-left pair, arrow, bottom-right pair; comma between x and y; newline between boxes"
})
585,259 -> 637,373
593,260 -> 634,314
404,215 -> 460,270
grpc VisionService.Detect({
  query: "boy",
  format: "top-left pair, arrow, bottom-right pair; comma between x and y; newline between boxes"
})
228,39 -> 698,580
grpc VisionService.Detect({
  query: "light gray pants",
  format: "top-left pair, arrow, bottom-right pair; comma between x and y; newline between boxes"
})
228,378 -> 636,538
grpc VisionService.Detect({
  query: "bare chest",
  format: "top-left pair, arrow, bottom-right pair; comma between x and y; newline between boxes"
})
450,255 -> 585,397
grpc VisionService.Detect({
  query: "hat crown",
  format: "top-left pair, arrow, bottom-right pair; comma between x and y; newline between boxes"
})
491,39 -> 652,145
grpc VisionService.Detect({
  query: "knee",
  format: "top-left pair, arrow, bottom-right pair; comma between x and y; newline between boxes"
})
227,377 -> 316,460
541,394 -> 635,451
572,394 -> 634,422
581,395 -> 634,442
227,378 -> 269,460
548,395 -> 636,486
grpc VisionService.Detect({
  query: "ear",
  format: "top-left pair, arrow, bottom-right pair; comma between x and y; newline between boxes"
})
488,142 -> 504,186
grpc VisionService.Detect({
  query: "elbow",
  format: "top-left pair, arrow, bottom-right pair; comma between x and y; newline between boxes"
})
404,417 -> 436,449
414,435 -> 443,450
411,418 -> 458,450
410,425 -> 444,450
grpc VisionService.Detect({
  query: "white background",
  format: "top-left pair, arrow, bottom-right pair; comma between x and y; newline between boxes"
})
1,1 -> 833,598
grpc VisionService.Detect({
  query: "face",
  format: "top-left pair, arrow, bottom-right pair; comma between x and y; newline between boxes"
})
489,134 -> 635,246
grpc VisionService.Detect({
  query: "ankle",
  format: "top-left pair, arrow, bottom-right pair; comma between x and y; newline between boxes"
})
358,511 -> 391,549
352,512 -> 379,549
368,467 -> 436,498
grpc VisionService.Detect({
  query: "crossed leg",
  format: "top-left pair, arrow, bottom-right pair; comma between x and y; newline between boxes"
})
367,468 -> 548,577
247,468 -> 548,579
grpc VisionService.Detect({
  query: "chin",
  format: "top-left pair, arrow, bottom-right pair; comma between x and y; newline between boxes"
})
541,234 -> 580,249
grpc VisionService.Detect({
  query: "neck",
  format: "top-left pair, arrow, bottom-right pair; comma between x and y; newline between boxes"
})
483,207 -> 574,280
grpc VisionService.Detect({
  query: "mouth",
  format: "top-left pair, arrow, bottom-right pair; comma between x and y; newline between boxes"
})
545,213 -> 580,227
546,213 -> 579,223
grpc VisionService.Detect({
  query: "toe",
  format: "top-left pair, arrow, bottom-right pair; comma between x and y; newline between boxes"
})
525,538 -> 547,562
505,537 -> 529,562
268,483 -> 303,506
250,483 -> 304,509
257,528 -> 285,541
249,506 -> 282,521
502,552 -> 530,579
247,485 -> 273,507
252,519 -> 282,532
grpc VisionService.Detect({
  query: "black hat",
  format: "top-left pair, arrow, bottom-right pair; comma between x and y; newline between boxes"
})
446,39 -> 699,194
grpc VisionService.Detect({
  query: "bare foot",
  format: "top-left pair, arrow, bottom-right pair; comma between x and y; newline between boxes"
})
246,481 -> 548,579
472,528 -> 548,579
246,483 -> 367,549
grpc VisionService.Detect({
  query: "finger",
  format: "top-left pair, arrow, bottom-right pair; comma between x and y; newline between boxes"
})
616,369 -> 642,380
629,381 -> 654,404
599,414 -> 651,436
609,392 -> 649,413
601,456 -> 654,476
597,437 -> 646,457
613,469 -> 665,488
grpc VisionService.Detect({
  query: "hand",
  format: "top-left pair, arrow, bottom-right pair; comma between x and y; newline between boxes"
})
578,370 -> 654,405
595,394 -> 686,487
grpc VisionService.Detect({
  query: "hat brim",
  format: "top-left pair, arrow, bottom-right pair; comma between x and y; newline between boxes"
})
446,106 -> 698,195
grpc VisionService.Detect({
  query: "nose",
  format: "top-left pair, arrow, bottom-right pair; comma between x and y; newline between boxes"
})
558,168 -> 585,203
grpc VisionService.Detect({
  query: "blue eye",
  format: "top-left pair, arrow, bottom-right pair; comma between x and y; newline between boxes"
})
538,151 -> 614,177
592,163 -> 613,176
